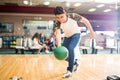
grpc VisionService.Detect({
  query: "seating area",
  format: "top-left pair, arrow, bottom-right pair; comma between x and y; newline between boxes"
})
0,33 -> 56,54
10,37 -> 44,54
0,35 -> 120,54
79,38 -> 103,54
79,33 -> 120,54
0,37 -> 41,54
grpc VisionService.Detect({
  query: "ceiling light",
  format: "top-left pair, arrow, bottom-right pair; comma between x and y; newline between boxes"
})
103,9 -> 111,12
88,8 -> 96,12
51,0 -> 91,2
66,2 -> 70,7
97,4 -> 104,8
34,17 -> 42,20
43,1 -> 50,5
23,0 -> 29,5
95,0 -> 117,3
73,3 -> 81,7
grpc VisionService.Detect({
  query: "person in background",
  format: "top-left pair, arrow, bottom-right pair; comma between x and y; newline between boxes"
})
32,32 -> 43,54
39,33 -> 45,44
49,34 -> 56,51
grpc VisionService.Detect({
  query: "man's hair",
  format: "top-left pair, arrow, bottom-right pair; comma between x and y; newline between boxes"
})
54,6 -> 65,15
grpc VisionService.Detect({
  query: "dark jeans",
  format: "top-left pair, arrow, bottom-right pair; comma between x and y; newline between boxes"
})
63,33 -> 80,72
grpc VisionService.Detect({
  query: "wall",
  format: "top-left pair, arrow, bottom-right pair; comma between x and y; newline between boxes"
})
0,13 -> 55,36
0,12 -> 118,36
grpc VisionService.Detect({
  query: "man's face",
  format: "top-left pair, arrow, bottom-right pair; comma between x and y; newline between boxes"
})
55,13 -> 67,23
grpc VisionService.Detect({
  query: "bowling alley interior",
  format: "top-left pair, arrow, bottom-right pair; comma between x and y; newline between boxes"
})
0,0 -> 120,80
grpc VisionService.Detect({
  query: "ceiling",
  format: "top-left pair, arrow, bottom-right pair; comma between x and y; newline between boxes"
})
0,0 -> 120,15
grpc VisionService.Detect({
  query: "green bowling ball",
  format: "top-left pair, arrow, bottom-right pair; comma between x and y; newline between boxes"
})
54,46 -> 68,60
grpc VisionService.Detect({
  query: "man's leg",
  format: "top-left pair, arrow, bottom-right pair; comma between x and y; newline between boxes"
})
63,33 -> 80,78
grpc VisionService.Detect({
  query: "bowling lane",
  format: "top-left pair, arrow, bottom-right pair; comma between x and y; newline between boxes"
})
0,54 -> 120,80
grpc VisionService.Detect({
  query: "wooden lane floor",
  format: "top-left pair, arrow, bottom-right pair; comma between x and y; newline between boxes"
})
0,54 -> 120,80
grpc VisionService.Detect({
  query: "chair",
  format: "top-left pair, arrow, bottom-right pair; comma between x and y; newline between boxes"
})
92,39 -> 103,54
0,38 -> 2,48
12,38 -> 24,54
11,38 -> 23,48
80,38 -> 103,54
106,38 -> 117,53
79,38 -> 92,54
